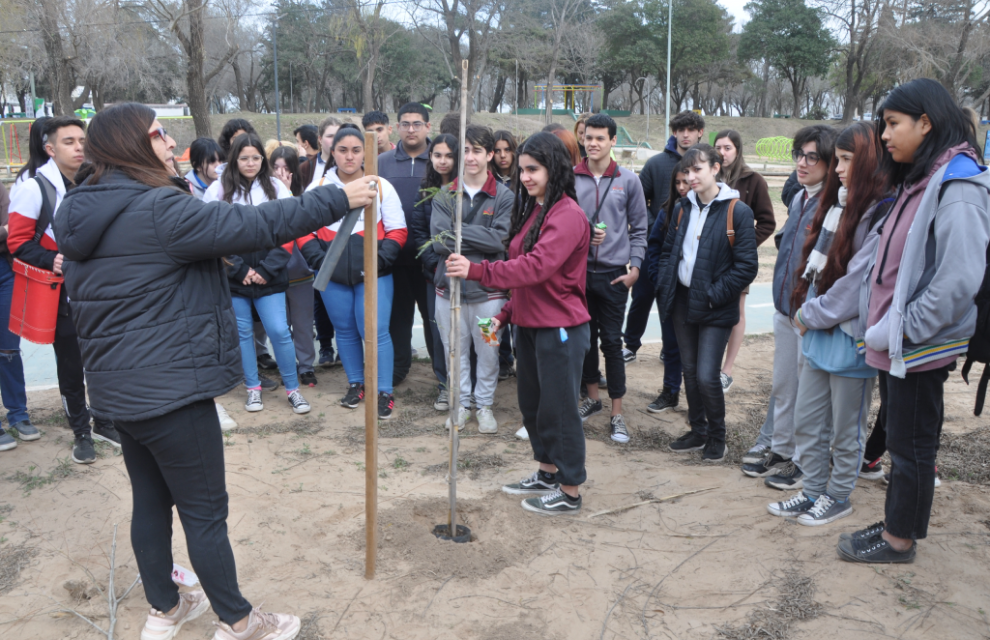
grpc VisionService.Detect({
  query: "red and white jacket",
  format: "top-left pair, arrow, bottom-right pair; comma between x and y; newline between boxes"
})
8,158 -> 67,271
298,167 -> 407,285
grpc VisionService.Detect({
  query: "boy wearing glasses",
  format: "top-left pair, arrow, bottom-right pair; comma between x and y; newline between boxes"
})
377,102 -> 435,386
741,125 -> 837,490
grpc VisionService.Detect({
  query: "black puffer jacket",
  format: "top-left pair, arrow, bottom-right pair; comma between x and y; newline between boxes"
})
53,171 -> 350,421
653,186 -> 759,327
225,245 -> 292,298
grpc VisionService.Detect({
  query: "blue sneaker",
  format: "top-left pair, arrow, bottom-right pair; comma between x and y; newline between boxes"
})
0,429 -> 16,451
8,419 -> 40,441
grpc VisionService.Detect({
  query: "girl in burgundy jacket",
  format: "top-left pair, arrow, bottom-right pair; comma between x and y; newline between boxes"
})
446,132 -> 591,516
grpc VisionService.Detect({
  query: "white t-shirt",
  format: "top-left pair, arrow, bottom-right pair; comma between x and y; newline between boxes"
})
202,176 -> 292,205
463,184 -> 481,201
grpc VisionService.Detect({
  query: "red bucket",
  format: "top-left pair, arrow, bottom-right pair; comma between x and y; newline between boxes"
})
10,258 -> 63,345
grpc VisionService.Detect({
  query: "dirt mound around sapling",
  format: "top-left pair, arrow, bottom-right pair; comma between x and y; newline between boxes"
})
355,498 -> 549,580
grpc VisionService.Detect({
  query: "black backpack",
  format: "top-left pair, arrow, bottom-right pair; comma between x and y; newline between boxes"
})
961,242 -> 990,415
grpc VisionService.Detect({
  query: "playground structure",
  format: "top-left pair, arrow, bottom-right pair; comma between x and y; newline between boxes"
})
532,83 -> 599,113
754,136 -> 794,163
1,121 -> 25,178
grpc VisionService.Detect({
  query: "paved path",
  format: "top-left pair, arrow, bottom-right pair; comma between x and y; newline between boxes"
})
21,283 -> 775,389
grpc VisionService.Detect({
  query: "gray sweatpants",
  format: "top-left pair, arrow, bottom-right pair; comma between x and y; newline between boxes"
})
435,295 -> 505,408
286,283 -> 316,374
793,365 -> 875,501
769,312 -> 805,460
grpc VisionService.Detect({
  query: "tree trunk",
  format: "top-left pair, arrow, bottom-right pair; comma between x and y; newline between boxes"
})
184,0 -> 212,137
790,74 -> 802,119
232,57 -> 247,111
490,72 -> 506,113
38,0 -> 74,116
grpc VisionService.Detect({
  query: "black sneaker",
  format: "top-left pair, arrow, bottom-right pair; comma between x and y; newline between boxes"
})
767,491 -> 815,517
702,440 -> 726,462
299,371 -> 317,387
610,415 -> 630,444
669,430 -> 706,452
647,388 -> 679,413
837,533 -> 916,564
521,488 -> 582,515
318,349 -> 338,367
257,353 -> 278,370
579,398 -> 603,422
498,363 -> 515,380
502,470 -> 559,495
340,383 -> 365,409
378,392 -> 395,420
765,461 -> 804,490
622,347 -> 637,363
858,458 -> 884,480
742,451 -> 790,478
72,434 -> 96,464
839,521 -> 885,542
259,374 -> 279,391
92,421 -> 121,448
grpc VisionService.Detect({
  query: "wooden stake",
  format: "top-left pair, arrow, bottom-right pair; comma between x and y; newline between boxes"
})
364,131 -> 379,579
448,59 -> 469,537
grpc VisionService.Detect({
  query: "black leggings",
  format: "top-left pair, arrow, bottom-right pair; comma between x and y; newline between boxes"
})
115,399 -> 252,624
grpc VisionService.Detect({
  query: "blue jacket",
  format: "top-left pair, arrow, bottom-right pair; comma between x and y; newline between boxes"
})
773,187 -> 820,316
377,140 -> 431,265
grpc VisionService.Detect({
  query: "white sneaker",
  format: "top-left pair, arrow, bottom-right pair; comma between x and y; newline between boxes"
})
515,426 -> 529,440
245,389 -> 263,412
216,403 -> 237,431
287,389 -> 311,414
212,607 -> 300,640
445,406 -> 470,432
477,406 -> 498,434
141,590 -> 210,640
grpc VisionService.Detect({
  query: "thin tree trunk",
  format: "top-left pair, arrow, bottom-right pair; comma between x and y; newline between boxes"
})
38,0 -> 74,116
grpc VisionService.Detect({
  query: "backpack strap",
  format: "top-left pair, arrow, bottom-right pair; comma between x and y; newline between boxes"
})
33,175 -> 57,243
726,198 -> 737,247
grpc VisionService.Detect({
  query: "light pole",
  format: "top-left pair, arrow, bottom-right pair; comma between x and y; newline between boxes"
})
665,0 -> 672,140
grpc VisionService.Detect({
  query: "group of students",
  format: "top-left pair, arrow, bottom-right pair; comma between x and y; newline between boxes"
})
0,75 -> 985,639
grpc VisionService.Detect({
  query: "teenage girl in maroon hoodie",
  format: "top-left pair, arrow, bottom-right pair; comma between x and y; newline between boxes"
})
446,132 -> 591,515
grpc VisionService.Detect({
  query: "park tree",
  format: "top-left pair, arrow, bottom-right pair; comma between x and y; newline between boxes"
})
739,0 -> 835,118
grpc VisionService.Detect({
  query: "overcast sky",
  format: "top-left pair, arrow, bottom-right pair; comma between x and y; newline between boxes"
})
722,0 -> 751,30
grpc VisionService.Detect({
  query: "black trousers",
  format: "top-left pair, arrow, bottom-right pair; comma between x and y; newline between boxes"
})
390,266 -> 433,385
424,286 -> 447,388
880,364 -> 951,540
116,399 -> 252,624
671,286 -> 732,443
313,289 -> 335,355
863,403 -> 887,463
516,323 -> 590,487
53,320 -> 109,438
582,268 -> 629,399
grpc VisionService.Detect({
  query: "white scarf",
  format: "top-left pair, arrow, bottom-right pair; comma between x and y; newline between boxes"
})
802,186 -> 847,282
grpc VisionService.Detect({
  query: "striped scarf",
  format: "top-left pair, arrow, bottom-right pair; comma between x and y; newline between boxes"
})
802,187 -> 847,284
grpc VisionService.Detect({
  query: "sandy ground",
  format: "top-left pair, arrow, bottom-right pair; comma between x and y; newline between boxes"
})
1,337 -> 989,640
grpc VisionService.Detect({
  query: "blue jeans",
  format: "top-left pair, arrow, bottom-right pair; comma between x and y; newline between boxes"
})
0,259 -> 28,425
321,276 -> 395,394
232,293 -> 299,390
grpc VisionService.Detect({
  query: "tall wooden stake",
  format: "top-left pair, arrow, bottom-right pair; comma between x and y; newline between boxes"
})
364,131 -> 379,579
448,59 -> 469,536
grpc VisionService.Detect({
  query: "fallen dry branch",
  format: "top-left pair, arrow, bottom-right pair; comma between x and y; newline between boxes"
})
587,487 -> 718,519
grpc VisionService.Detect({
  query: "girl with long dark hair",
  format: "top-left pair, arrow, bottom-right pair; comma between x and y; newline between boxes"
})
445,132 -> 592,515
203,134 -> 310,416
297,126 -> 407,419
650,144 -> 758,462
714,130 -> 776,391
410,133 -> 458,409
837,79 -> 990,563
52,102 -> 377,640
14,116 -> 51,184
645,166 -> 690,415
270,145 -> 304,196
491,130 -> 518,189
764,122 -> 888,526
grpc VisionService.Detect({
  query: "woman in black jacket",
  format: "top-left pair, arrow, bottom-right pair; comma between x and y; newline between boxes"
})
652,144 -> 758,462
204,134 -> 307,415
52,103 -> 378,640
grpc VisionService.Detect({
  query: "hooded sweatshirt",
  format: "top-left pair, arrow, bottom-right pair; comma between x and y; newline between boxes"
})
8,158 -> 68,270
466,196 -> 591,329
430,172 -> 513,303
772,182 -> 822,317
863,146 -> 990,375
639,136 -> 683,228
573,158 -> 649,272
